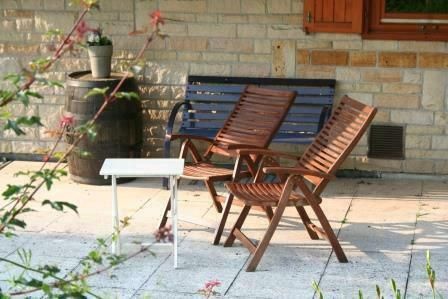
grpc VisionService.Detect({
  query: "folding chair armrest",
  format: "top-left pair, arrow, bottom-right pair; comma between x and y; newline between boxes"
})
263,167 -> 335,180
236,148 -> 299,161
169,134 -> 215,144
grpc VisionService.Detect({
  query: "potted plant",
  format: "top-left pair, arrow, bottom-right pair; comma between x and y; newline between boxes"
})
87,29 -> 113,78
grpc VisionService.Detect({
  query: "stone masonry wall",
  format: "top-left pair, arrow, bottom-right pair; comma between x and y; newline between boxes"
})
1,0 -> 448,174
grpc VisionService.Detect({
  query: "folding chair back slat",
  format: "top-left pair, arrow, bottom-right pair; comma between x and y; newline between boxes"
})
212,86 -> 296,152
298,96 -> 377,190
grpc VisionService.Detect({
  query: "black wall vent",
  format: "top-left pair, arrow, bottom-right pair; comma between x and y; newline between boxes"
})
368,125 -> 405,159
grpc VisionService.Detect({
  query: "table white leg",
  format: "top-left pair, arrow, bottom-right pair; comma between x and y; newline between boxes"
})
170,175 -> 178,268
112,175 -> 121,255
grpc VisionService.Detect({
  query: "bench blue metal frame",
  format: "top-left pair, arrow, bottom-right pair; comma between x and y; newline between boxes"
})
163,75 -> 336,162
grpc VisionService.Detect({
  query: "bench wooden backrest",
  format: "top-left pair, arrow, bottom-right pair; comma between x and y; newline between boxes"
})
181,76 -> 335,144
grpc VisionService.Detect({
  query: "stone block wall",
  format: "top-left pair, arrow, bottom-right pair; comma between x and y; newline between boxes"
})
1,0 -> 448,174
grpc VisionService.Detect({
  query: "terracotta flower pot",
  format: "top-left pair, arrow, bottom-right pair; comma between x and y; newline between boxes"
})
88,45 -> 113,78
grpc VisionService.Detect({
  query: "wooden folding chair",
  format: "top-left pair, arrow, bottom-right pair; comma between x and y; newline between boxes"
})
159,85 -> 297,244
223,96 -> 377,271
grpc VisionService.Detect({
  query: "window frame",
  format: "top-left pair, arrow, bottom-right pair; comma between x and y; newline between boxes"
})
363,0 -> 448,41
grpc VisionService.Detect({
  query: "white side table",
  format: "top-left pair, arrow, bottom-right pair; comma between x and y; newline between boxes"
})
99,158 -> 184,268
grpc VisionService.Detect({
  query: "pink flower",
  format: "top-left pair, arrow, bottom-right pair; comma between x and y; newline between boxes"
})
42,155 -> 50,162
75,20 -> 95,40
204,279 -> 221,289
150,10 -> 164,28
154,225 -> 173,243
60,113 -> 75,128
199,279 -> 222,298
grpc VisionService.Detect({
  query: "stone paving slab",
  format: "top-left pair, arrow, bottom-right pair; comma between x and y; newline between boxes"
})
225,248 -> 329,298
339,197 -> 419,253
319,251 -> 410,298
86,246 -> 172,291
91,287 -> 139,299
0,162 -> 447,298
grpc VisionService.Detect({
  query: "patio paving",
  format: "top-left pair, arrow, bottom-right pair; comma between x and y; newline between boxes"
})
0,161 -> 447,298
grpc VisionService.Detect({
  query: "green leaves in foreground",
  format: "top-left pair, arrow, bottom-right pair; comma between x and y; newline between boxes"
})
2,184 -> 23,199
426,250 -> 442,299
390,279 -> 402,299
16,90 -> 43,107
42,200 -> 78,214
76,122 -> 97,141
115,91 -> 139,101
4,116 -> 43,136
15,169 -> 67,191
312,281 -> 323,299
83,87 -> 109,99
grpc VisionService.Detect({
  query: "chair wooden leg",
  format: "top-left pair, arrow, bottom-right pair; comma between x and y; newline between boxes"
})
297,180 -> 348,263
205,180 -> 223,213
213,193 -> 234,245
223,205 -> 251,247
311,202 -> 348,263
246,203 -> 287,272
158,198 -> 171,229
295,206 -> 319,240
246,177 -> 296,272
263,207 -> 274,220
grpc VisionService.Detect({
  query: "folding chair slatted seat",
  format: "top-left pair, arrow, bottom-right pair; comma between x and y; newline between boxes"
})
159,85 -> 297,244
223,96 -> 377,271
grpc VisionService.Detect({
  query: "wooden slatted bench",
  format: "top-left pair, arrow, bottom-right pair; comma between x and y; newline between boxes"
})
164,75 -> 336,160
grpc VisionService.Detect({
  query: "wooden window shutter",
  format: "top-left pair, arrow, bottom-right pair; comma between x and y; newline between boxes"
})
303,0 -> 364,33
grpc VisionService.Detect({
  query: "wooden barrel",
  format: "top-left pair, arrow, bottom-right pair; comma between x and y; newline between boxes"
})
65,71 -> 142,185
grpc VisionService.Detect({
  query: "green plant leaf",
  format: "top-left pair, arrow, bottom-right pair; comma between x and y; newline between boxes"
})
83,87 -> 109,99
29,57 -> 51,72
38,265 -> 61,278
17,249 -> 32,266
376,284 -> 383,299
16,116 -> 43,127
9,218 -> 26,229
48,80 -> 64,88
4,119 -> 26,136
0,107 -> 12,120
20,208 -> 36,214
42,200 -> 78,214
88,250 -> 103,264
312,281 -> 324,299
75,123 -> 98,141
35,76 -> 64,88
0,90 -> 15,103
86,127 -> 97,140
115,91 -> 139,101
16,90 -> 30,106
25,90 -> 43,99
4,116 -> 43,136
2,184 -> 22,199
45,28 -> 63,37
3,73 -> 22,85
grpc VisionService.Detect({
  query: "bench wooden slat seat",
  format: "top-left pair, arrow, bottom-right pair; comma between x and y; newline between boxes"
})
164,76 -> 336,163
